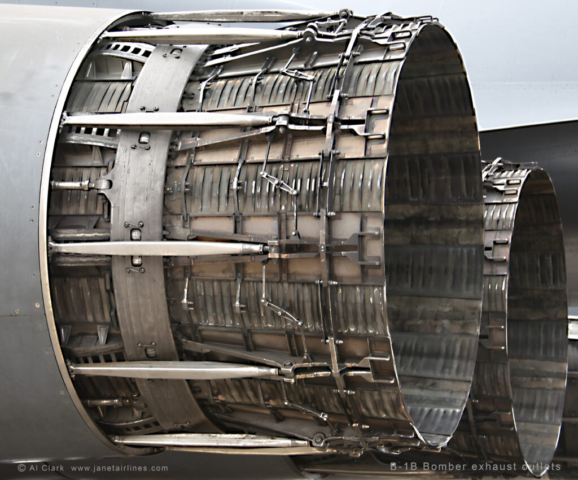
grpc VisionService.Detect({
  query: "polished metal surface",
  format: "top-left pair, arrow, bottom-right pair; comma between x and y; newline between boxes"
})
112,433 -> 308,448
0,1 -> 574,476
44,10 -> 484,457
63,111 -> 276,128
69,361 -> 278,380
449,161 -> 568,477
150,9 -> 337,23
49,240 -> 265,256
570,318 -> 578,341
102,27 -> 302,45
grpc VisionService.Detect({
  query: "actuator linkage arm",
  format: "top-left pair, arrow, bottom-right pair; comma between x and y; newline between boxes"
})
61,110 -> 382,141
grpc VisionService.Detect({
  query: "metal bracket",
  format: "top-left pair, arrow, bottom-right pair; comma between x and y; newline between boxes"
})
197,66 -> 222,111
234,274 -> 246,314
340,123 -> 386,140
249,56 -> 276,110
333,231 -> 381,266
479,339 -> 506,351
261,264 -> 303,328
280,48 -> 317,113
483,237 -> 509,262
260,136 -> 299,196
181,276 -> 194,312
267,231 -> 381,267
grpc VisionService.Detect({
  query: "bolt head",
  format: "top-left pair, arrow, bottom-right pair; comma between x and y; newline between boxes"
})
312,433 -> 325,446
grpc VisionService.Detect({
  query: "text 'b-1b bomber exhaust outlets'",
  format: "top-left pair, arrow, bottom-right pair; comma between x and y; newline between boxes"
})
32,6 -> 566,470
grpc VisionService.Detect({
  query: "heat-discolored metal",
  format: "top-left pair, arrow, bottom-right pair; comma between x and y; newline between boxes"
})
46,11 -> 484,455
449,160 -> 568,477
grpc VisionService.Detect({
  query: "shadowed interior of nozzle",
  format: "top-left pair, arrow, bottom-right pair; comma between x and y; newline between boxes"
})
385,25 -> 484,443
507,169 -> 568,475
